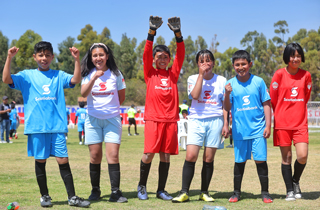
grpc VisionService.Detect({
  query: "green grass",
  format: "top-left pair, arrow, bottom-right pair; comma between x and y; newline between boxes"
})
0,126 -> 319,209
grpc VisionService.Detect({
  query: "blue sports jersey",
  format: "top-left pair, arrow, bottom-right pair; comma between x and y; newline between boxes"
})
9,108 -> 18,123
226,74 -> 270,140
66,108 -> 70,116
76,108 -> 87,124
9,69 -> 75,134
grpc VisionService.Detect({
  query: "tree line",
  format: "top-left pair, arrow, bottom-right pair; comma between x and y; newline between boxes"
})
0,20 -> 319,105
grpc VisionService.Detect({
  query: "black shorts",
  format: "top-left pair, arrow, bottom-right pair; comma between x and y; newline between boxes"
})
128,118 -> 136,125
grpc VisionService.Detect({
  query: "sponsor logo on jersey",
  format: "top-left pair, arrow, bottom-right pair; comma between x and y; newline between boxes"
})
203,90 -> 211,99
272,82 -> 278,90
307,82 -> 312,90
291,87 -> 298,97
122,78 -> 126,86
99,82 -> 107,91
35,96 -> 57,101
160,78 -> 168,86
242,95 -> 250,106
42,84 -> 51,95
92,92 -> 114,96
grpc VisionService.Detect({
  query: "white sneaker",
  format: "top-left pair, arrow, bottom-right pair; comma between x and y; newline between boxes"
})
9,141 -> 13,143
65,136 -> 68,140
2,141 -> 7,143
79,142 -> 83,145
285,191 -> 296,201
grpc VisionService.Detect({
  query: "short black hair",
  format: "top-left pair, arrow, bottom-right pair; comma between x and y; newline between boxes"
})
131,104 -> 135,108
10,102 -> 15,109
34,41 -> 53,54
182,110 -> 188,115
153,45 -> 171,58
79,102 -> 85,108
283,43 -> 305,64
196,49 -> 215,63
232,50 -> 251,64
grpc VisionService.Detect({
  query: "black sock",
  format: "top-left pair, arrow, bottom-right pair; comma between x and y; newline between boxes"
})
256,162 -> 269,193
230,135 -> 233,145
139,160 -> 151,186
234,162 -> 246,193
83,132 -> 85,143
59,163 -> 75,199
9,130 -> 14,138
135,125 -> 137,134
181,160 -> 196,193
292,159 -> 306,183
78,132 -> 82,142
128,126 -> 130,134
90,163 -> 101,190
281,164 -> 293,193
201,161 -> 214,192
35,161 -> 48,196
108,163 -> 120,191
157,162 -> 170,192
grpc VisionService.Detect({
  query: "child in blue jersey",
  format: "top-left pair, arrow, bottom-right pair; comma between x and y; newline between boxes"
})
9,102 -> 19,140
223,50 -> 273,203
3,41 -> 90,208
75,101 -> 87,145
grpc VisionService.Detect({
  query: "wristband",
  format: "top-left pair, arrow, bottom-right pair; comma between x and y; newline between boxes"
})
148,29 -> 156,35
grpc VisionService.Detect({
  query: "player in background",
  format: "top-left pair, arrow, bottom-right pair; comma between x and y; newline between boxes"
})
3,41 -> 90,208
270,43 -> 312,201
81,43 -> 127,203
127,104 -> 140,136
9,101 -> 19,140
137,15 -> 185,201
224,50 -> 273,204
172,49 -> 228,203
74,102 -> 87,145
65,107 -> 70,140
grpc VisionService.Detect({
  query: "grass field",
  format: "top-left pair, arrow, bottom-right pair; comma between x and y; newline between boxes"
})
0,125 -> 319,210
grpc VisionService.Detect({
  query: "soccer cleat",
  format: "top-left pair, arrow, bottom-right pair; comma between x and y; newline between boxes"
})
229,192 -> 241,202
15,133 -> 18,139
88,188 -> 101,201
293,182 -> 302,199
262,192 -> 273,203
199,192 -> 215,202
156,190 -> 173,200
109,189 -> 128,203
128,133 -> 132,136
68,196 -> 90,207
172,191 -> 189,203
226,144 -> 233,148
137,185 -> 148,200
40,195 -> 53,207
285,191 -> 296,201
79,141 -> 83,145
134,133 -> 139,136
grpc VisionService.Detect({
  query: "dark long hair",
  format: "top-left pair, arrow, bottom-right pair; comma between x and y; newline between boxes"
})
81,44 -> 120,77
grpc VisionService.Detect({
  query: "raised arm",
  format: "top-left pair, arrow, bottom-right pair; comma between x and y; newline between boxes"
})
70,47 -> 81,84
224,83 -> 232,112
168,17 -> 185,77
143,16 -> 163,80
3,47 -> 19,84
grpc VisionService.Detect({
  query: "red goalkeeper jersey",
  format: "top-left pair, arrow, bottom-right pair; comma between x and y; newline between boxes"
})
143,39 -> 185,122
270,68 -> 312,130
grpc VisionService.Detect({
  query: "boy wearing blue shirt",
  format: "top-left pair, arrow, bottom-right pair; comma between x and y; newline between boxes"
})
75,102 -> 87,145
223,50 -> 273,203
9,102 -> 19,140
3,41 -> 90,208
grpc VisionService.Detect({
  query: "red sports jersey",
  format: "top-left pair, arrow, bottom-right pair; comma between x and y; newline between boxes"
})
143,39 -> 185,122
270,68 -> 312,130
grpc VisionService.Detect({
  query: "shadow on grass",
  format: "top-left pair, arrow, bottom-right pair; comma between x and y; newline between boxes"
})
212,190 -> 320,201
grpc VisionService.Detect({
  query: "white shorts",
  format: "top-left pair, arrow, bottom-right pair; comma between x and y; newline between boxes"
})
187,116 -> 224,148
85,115 -> 122,145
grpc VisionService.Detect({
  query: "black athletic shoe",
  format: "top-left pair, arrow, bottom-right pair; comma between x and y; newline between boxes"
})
68,196 -> 90,207
109,190 -> 128,203
88,188 -> 101,201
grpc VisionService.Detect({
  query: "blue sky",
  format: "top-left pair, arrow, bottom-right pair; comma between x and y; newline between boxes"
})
1,0 -> 319,54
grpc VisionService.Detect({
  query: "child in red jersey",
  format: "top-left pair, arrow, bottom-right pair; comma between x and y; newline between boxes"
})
137,15 -> 185,201
270,43 -> 312,201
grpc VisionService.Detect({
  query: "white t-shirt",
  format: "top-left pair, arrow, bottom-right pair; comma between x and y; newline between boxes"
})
82,68 -> 126,119
187,74 -> 226,119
